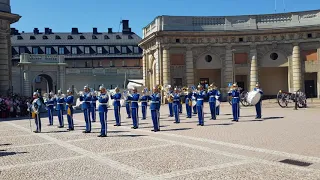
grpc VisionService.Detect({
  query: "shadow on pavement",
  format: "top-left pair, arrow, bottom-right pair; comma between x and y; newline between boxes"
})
160,128 -> 192,132
115,134 -> 147,137
0,150 -> 28,157
0,143 -> 12,146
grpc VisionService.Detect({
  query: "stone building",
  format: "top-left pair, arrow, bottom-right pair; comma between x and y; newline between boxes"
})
139,10 -> 320,99
11,20 -> 143,96
0,0 -> 20,95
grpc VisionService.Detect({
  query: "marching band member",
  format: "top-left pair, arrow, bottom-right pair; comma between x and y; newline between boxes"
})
149,86 -> 161,132
178,90 -> 182,114
185,87 -> 192,118
192,87 -> 197,114
128,87 -> 140,129
31,92 -> 42,133
140,89 -> 149,120
173,87 -> 181,123
65,89 -> 74,131
90,91 -> 98,122
125,90 -> 131,119
207,83 -> 218,120
216,89 -> 221,115
254,83 -> 263,119
167,87 -> 174,117
80,85 -> 92,133
55,90 -> 65,128
228,83 -> 240,122
111,87 -> 122,126
196,84 -> 206,126
45,92 -> 55,126
98,84 -> 109,137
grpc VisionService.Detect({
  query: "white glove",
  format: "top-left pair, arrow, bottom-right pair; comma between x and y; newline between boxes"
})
215,96 -> 219,99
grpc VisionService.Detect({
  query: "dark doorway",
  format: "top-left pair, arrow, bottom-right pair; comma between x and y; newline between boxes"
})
237,81 -> 245,93
33,74 -> 53,95
173,78 -> 182,88
305,80 -> 316,98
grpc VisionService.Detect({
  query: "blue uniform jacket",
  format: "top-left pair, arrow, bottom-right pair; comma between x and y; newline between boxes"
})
125,96 -> 131,105
45,98 -> 55,109
191,92 -> 197,104
149,93 -> 161,110
254,88 -> 263,102
91,96 -> 98,107
217,90 -> 222,101
80,92 -> 92,109
55,97 -> 65,111
173,93 -> 180,105
65,95 -> 74,110
207,90 -> 218,102
185,93 -> 192,103
128,93 -> 140,108
196,91 -> 206,106
111,93 -> 121,107
228,90 -> 240,104
32,98 -> 43,112
98,93 -> 109,112
140,95 -> 148,106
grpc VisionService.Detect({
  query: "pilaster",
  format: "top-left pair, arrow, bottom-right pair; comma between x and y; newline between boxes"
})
317,72 -> 320,99
292,43 -> 302,92
23,66 -> 30,96
224,45 -> 233,87
162,46 -> 170,86
142,52 -> 147,86
249,44 -> 258,91
185,46 -> 194,86
59,66 -> 65,92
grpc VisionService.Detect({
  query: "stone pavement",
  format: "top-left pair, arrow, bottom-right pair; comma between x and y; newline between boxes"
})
1,101 -> 320,180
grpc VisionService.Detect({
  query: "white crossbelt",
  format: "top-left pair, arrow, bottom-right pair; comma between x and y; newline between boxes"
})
197,99 -> 204,100
57,103 -> 64,104
46,104 -> 54,106
131,101 -> 139,102
233,97 -> 239,98
140,101 -> 147,102
150,101 -> 159,103
209,95 -> 215,97
99,103 -> 108,105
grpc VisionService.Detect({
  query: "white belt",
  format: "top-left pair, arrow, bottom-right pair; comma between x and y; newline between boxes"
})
131,101 -> 138,103
46,104 -> 54,106
150,101 -> 159,103
83,101 -> 90,103
197,99 -> 204,100
140,101 -> 147,102
114,100 -> 120,101
209,95 -> 215,97
57,103 -> 64,104
233,97 -> 239,98
99,103 -> 108,105
173,100 -> 179,101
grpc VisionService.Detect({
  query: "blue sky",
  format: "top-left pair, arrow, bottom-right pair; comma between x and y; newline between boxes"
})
11,0 -> 320,37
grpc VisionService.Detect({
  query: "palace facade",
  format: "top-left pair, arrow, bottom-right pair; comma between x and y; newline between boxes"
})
139,10 -> 320,99
11,20 -> 143,96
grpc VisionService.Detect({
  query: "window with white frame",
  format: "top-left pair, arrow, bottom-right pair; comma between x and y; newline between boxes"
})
85,47 -> 90,54
109,60 -> 114,67
109,47 -> 115,54
33,47 -> 38,54
134,47 -> 139,54
72,47 -> 77,54
19,47 -> 25,54
122,60 -> 126,66
97,47 -> 103,54
121,46 -> 127,54
46,47 -> 51,54
58,47 -> 64,54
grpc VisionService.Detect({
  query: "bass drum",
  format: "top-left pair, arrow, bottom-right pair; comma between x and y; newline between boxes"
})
246,91 -> 261,105
215,100 -> 220,107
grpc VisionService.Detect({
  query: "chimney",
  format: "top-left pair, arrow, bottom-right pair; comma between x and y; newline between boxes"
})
122,20 -> 131,34
44,27 -> 50,34
49,29 -> 53,34
33,28 -> 39,34
108,28 -> 113,33
71,28 -> 78,34
10,28 -> 16,35
93,28 -> 98,34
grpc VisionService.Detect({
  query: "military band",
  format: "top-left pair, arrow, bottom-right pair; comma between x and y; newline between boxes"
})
149,86 -> 161,132
56,90 -> 65,128
228,84 -> 240,122
173,87 -> 181,123
44,92 -> 55,126
125,90 -> 131,119
80,85 -> 92,133
65,89 -> 74,131
111,87 -> 122,126
254,83 -> 263,119
167,87 -> 174,117
185,88 -> 192,118
207,83 -> 218,120
90,91 -> 98,122
140,89 -> 149,120
98,84 -> 108,137
196,84 -> 206,126
128,87 -> 140,129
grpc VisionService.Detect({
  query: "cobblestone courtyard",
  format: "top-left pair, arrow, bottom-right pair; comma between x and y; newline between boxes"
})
1,101 -> 320,180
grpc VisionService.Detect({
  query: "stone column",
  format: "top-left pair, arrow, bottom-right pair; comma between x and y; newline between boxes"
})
162,46 -> 170,86
224,45 -> 234,87
292,43 -> 302,92
23,66 -> 31,96
185,46 -> 194,86
249,45 -> 258,91
59,66 -> 65,92
142,52 -> 147,86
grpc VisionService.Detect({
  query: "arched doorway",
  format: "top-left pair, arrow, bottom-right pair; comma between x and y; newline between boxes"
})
32,74 -> 53,95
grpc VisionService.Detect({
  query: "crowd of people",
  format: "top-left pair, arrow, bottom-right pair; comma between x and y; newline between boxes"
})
0,94 -> 32,118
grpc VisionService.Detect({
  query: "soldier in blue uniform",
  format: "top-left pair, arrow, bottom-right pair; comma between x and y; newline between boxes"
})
228,83 -> 240,122
173,87 -> 181,123
98,84 -> 109,137
207,83 -> 218,120
111,87 -> 122,126
191,87 -> 197,114
45,92 -> 55,126
178,91 -> 182,114
140,89 -> 149,120
216,89 -> 221,115
80,85 -> 92,133
124,90 -> 131,118
196,84 -> 206,126
65,89 -> 74,131
30,92 -> 43,133
254,83 -> 263,119
149,86 -> 161,132
55,90 -> 65,128
185,87 -> 192,118
90,91 -> 98,122
167,87 -> 174,117
128,87 -> 140,129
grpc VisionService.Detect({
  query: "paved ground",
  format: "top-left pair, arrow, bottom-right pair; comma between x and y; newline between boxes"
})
1,100 -> 320,180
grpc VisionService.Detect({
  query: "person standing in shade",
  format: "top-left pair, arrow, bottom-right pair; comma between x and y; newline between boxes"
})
55,90 -> 65,128
45,92 -> 55,126
124,90 -> 131,119
90,91 -> 98,122
228,83 -> 240,122
207,83 -> 218,120
30,92 -> 42,133
65,88 -> 74,131
185,87 -> 192,118
80,85 -> 92,133
140,89 -> 149,120
128,87 -> 140,129
173,87 -> 181,123
254,83 -> 263,119
149,86 -> 161,132
111,87 -> 122,126
196,84 -> 206,126
97,84 -> 109,137
216,89 -> 221,115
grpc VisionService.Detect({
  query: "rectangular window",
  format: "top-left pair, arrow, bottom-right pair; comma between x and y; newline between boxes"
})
46,47 -> 51,54
302,50 -> 317,61
58,47 -> 64,54
234,53 -> 248,64
122,60 -> 126,66
85,47 -> 90,54
19,47 -> 25,54
98,61 -> 102,67
109,47 -> 115,54
173,78 -> 182,87
97,47 -> 102,54
72,47 -> 77,54
121,47 -> 127,54
134,47 -> 139,54
33,47 -> 38,54
109,60 -> 114,67
72,61 -> 76,68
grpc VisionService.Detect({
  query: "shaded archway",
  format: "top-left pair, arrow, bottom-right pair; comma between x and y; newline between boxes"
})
32,74 -> 53,95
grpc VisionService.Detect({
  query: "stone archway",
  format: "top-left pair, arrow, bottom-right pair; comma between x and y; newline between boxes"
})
32,74 -> 54,95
